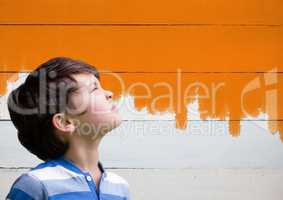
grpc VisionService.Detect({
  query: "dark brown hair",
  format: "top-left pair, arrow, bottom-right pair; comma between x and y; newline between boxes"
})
7,57 -> 100,161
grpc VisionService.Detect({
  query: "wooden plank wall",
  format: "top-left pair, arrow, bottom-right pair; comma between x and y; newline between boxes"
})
0,1 -> 282,199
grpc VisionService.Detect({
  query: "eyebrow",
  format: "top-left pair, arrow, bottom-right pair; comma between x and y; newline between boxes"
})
77,80 -> 99,91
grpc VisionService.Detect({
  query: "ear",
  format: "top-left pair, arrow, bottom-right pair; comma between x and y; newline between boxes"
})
52,113 -> 75,133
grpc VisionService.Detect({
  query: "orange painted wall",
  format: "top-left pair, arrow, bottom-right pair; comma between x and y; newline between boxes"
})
0,1 -> 282,139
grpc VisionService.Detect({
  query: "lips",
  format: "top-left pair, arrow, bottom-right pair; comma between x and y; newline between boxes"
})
110,104 -> 117,111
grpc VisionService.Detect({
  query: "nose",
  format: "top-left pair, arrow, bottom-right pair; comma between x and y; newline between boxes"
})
105,90 -> 113,100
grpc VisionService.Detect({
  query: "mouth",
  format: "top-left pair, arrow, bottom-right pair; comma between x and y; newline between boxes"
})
110,104 -> 117,111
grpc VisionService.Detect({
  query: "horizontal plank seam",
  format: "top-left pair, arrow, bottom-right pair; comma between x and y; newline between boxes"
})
0,23 -> 281,27
0,71 -> 282,74
0,119 -> 282,122
1,167 -> 283,170
0,166 -> 167,170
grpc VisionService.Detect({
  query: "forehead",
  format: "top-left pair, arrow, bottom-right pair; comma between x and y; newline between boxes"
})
71,73 -> 99,87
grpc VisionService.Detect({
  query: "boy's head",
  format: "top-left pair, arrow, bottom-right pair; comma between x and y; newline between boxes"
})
8,57 -> 122,161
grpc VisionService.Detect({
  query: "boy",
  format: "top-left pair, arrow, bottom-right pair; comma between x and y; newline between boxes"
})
6,57 -> 130,200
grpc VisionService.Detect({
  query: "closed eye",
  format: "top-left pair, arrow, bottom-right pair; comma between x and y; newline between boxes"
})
91,87 -> 98,92
90,82 -> 99,93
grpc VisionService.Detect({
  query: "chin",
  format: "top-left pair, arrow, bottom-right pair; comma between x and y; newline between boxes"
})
109,113 -> 123,130
97,112 -> 122,136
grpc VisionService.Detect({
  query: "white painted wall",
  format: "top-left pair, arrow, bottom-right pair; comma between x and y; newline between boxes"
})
1,73 -> 283,199
1,169 -> 283,200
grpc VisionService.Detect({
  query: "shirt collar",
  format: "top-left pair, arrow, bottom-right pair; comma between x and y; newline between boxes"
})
56,155 -> 106,176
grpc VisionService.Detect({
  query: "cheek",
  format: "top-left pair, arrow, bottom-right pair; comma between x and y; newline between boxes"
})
88,95 -> 122,127
74,93 -> 122,132
68,92 -> 90,114
89,94 -> 111,113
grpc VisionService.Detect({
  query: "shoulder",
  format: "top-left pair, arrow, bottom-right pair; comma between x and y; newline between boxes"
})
6,173 -> 46,200
27,159 -> 80,181
105,171 -> 129,187
101,172 -> 130,199
6,160 -> 63,200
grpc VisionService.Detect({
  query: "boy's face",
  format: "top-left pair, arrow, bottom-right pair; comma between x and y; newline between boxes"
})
66,73 -> 122,138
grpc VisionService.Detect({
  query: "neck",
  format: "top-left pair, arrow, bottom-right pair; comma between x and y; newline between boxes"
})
64,134 -> 102,175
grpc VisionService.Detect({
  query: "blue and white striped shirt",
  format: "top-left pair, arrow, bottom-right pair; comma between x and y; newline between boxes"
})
6,156 -> 130,200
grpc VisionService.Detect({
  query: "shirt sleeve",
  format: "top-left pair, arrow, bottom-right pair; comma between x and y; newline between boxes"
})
6,173 -> 47,200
